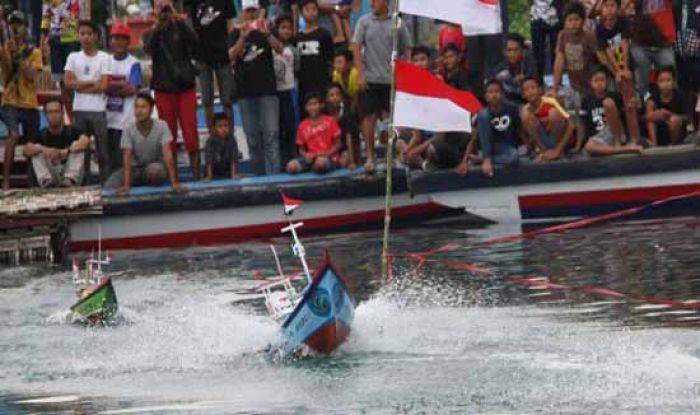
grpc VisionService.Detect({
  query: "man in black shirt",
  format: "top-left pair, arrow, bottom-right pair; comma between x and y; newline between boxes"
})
228,0 -> 284,175
190,0 -> 236,134
295,0 -> 334,111
23,98 -> 90,187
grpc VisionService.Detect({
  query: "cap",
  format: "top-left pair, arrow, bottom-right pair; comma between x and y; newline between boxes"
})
110,22 -> 131,38
8,11 -> 27,25
241,0 -> 260,10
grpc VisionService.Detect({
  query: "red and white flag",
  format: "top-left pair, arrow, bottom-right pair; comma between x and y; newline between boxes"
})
280,192 -> 302,215
400,0 -> 502,36
393,60 -> 482,133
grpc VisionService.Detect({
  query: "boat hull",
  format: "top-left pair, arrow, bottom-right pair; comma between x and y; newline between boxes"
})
70,279 -> 118,324
276,256 -> 354,357
410,148 -> 700,222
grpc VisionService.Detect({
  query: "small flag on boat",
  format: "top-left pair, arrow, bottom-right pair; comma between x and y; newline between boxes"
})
280,192 -> 302,215
393,60 -> 483,133
399,0 -> 502,35
72,257 -> 80,281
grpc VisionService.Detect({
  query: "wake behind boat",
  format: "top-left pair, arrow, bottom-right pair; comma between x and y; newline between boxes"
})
258,194 -> 355,359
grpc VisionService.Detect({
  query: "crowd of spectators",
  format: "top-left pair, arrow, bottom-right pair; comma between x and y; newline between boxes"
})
1,0 -> 699,193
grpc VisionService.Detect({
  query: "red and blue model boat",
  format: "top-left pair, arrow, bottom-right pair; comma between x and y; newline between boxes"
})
259,194 -> 355,359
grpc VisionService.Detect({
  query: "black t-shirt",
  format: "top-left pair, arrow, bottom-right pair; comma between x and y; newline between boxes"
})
295,27 -> 334,94
580,92 -> 622,138
204,135 -> 239,177
645,85 -> 686,114
191,0 -> 235,66
228,29 -> 277,98
485,103 -> 521,149
32,126 -> 83,150
596,17 -> 631,52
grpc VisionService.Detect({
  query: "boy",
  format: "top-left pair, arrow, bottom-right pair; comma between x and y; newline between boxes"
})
442,43 -> 477,95
581,67 -> 643,155
326,83 -> 360,169
645,66 -> 688,146
595,0 -> 640,144
522,76 -> 575,161
204,113 -> 240,180
475,80 -> 522,177
551,2 -> 598,107
286,93 -> 343,174
106,23 -> 142,172
331,48 -> 359,104
296,0 -> 334,110
64,20 -> 113,183
490,33 -> 537,104
411,45 -> 433,72
273,14 -> 298,169
1,11 -> 42,190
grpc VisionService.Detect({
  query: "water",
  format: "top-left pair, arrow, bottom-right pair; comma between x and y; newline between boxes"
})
1,218 -> 699,414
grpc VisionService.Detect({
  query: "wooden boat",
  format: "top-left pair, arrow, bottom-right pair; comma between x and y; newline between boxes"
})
69,231 -> 118,324
259,195 -> 355,359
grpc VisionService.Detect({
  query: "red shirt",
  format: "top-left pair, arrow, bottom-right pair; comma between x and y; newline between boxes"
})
438,25 -> 465,53
296,115 -> 341,157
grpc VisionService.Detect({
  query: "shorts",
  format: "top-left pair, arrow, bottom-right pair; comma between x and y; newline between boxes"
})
0,106 -> 40,143
536,121 -> 557,149
359,83 -> 391,119
678,56 -> 700,92
198,62 -> 234,107
588,126 -> 615,147
49,37 -> 80,81
154,89 -> 200,152
425,132 -> 468,170
290,155 -> 338,173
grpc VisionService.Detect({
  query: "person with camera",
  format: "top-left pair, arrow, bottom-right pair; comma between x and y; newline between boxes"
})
1,11 -> 42,190
144,0 -> 201,180
228,0 -> 284,175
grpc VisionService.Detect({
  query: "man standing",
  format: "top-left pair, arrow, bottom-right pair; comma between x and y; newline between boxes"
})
1,11 -> 42,190
190,0 -> 236,134
106,23 -> 141,172
63,20 -> 113,182
228,0 -> 284,175
23,97 -> 90,188
351,0 -> 411,173
144,0 -> 201,180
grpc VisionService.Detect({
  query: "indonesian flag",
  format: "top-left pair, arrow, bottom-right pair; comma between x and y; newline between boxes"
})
280,192 -> 302,215
400,0 -> 502,36
393,60 -> 482,133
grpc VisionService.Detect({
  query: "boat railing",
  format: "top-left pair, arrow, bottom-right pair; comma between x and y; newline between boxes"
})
258,278 -> 300,321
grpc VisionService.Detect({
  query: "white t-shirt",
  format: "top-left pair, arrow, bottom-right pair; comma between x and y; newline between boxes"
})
64,50 -> 112,112
106,54 -> 142,130
273,46 -> 296,92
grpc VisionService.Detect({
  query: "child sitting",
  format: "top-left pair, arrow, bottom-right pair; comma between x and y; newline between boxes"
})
582,67 -> 643,155
326,83 -> 360,169
286,93 -> 344,174
521,76 -> 575,161
203,113 -> 239,181
645,66 -> 688,146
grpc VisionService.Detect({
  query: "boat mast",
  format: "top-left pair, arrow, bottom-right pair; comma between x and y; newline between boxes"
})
281,217 -> 313,284
381,0 -> 401,280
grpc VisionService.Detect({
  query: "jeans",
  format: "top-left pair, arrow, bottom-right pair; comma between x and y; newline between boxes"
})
278,90 -> 297,169
197,62 -> 234,107
530,19 -> 560,79
239,95 -> 280,175
477,110 -> 520,167
73,111 -> 113,183
630,45 -> 675,96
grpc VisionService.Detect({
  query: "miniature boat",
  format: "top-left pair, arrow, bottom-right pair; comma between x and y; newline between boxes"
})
69,229 -> 118,324
259,194 -> 355,358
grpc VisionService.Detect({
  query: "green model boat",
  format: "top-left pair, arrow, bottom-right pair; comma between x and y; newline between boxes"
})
70,278 -> 118,324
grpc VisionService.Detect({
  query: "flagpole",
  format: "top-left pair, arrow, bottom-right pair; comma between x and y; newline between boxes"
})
381,0 -> 401,281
